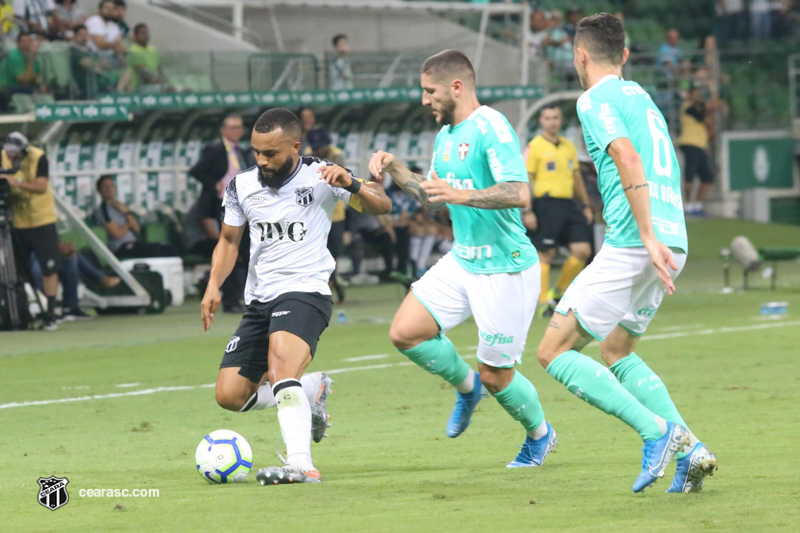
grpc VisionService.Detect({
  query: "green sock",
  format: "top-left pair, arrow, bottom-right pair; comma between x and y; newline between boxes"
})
492,370 -> 546,434
400,334 -> 471,387
610,353 -> 691,458
546,350 -> 664,441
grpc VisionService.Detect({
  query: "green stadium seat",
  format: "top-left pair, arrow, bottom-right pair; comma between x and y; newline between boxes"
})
10,93 -> 34,113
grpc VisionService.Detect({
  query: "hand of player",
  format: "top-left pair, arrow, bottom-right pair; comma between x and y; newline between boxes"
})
522,211 -> 537,231
317,164 -> 354,188
201,284 -> 222,331
583,205 -> 593,225
643,239 -> 678,296
0,174 -> 16,185
368,150 -> 397,181
419,171 -> 466,204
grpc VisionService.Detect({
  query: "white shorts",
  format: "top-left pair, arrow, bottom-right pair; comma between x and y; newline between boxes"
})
555,245 -> 687,341
411,253 -> 540,368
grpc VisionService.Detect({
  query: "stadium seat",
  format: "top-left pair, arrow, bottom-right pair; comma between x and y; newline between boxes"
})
10,93 -> 34,113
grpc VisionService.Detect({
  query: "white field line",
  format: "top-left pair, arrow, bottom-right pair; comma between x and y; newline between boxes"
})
1,321 -> 797,410
342,354 -> 388,362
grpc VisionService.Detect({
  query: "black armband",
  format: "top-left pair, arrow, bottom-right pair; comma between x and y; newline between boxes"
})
344,179 -> 362,194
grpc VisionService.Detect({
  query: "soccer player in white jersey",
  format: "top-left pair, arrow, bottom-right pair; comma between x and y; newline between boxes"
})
536,14 -> 716,493
201,108 -> 391,485
369,50 -> 558,468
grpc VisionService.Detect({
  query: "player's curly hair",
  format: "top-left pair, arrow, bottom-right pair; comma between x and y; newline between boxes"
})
420,50 -> 476,86
575,13 -> 625,65
253,108 -> 302,140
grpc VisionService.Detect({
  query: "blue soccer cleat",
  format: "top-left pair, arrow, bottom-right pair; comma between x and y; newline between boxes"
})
633,421 -> 690,492
446,372 -> 488,438
666,442 -> 717,493
506,422 -> 558,468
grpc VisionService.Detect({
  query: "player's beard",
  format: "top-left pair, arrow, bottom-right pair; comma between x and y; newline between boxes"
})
436,97 -> 457,126
258,156 -> 296,188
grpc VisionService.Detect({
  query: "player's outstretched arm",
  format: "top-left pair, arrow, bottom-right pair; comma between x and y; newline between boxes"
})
317,163 -> 392,215
368,150 -> 444,210
201,223 -> 245,331
608,137 -> 677,295
420,172 -> 530,210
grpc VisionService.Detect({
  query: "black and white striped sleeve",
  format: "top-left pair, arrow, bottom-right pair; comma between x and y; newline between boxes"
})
222,177 -> 246,226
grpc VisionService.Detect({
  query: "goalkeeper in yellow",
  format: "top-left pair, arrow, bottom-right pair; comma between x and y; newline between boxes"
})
523,103 -> 593,317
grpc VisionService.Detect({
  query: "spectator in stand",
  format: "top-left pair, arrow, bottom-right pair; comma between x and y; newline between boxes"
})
70,24 -> 119,97
543,10 -> 575,85
750,0 -> 772,40
345,208 -> 394,285
94,175 -> 178,258
189,113 -> 255,202
54,0 -> 86,39
613,11 -> 630,49
527,9 -> 549,59
85,0 -> 125,68
657,28 -> 684,73
13,0 -> 58,39
0,32 -> 46,96
386,167 -> 423,280
716,0 -> 746,44
112,0 -> 127,38
329,33 -> 353,90
1,0 -> 17,41
299,107 -> 332,157
678,86 -> 714,217
123,23 -> 168,92
563,6 -> 581,38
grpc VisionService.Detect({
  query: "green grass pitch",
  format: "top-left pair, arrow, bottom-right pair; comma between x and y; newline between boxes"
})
1,219 -> 799,532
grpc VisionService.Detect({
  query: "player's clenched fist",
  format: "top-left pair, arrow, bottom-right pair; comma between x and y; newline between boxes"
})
368,151 -> 396,180
317,164 -> 353,188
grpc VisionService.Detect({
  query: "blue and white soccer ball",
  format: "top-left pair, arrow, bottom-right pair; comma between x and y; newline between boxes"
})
195,429 -> 253,483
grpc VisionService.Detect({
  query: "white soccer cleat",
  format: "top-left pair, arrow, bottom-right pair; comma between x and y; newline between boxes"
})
311,372 -> 333,443
256,466 -> 321,485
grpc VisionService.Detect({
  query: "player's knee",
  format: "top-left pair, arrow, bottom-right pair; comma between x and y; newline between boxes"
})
536,343 -> 558,369
478,367 -> 512,395
215,389 -> 245,412
573,246 -> 591,262
389,322 -> 416,351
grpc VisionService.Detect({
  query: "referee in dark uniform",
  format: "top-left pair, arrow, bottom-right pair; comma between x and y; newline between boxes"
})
523,104 -> 593,317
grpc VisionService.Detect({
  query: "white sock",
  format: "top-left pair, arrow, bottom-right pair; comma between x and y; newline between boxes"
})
240,373 -> 323,412
527,420 -> 549,440
455,370 -> 476,394
273,379 -> 314,471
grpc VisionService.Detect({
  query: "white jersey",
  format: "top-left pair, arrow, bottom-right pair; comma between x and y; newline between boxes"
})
222,156 -> 353,304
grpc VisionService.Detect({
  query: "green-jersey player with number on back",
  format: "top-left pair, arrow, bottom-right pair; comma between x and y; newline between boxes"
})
535,13 -> 717,493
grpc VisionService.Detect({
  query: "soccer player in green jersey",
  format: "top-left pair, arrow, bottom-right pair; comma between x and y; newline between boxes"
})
536,13 -> 717,493
368,50 -> 557,468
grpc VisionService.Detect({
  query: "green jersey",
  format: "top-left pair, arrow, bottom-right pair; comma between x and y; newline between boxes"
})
577,75 -> 688,253
429,105 -> 537,274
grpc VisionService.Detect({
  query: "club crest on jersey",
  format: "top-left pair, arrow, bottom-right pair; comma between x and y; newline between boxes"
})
295,187 -> 314,207
458,143 -> 469,160
442,141 -> 453,162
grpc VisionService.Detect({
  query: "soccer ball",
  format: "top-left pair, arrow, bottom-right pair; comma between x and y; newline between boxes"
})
195,430 -> 253,483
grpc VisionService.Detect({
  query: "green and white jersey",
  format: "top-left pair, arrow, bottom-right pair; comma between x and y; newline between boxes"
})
429,106 -> 537,274
577,75 -> 688,253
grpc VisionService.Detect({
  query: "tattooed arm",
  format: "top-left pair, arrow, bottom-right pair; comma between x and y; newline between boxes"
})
368,150 -> 444,210
420,177 -> 530,210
